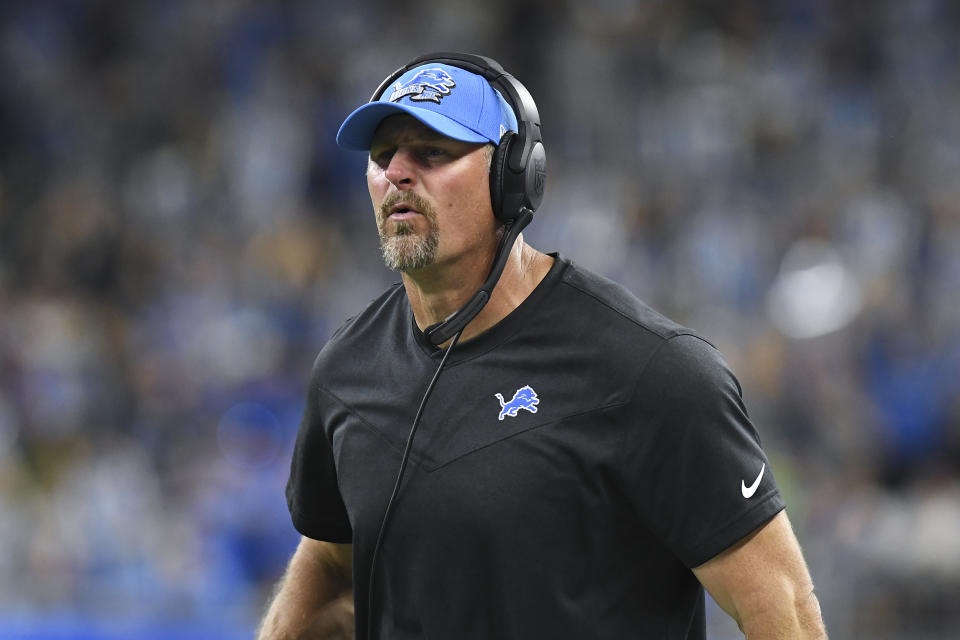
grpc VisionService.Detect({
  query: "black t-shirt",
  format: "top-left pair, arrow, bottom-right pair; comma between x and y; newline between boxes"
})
287,255 -> 784,639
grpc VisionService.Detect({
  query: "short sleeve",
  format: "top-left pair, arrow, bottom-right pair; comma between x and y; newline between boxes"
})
285,357 -> 353,543
620,333 -> 785,568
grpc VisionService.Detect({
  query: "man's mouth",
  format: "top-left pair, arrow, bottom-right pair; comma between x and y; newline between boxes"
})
387,203 -> 420,221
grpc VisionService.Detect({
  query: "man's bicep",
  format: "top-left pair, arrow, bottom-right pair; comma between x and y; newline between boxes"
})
300,537 -> 353,588
692,511 -> 826,638
257,538 -> 354,640
326,540 -> 353,578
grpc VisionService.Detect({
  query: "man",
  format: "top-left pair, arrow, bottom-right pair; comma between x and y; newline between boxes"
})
258,53 -> 827,639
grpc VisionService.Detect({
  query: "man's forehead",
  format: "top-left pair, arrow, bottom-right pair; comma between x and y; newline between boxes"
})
370,114 -> 454,147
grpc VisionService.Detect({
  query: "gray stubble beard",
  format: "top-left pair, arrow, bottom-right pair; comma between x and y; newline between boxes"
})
379,221 -> 440,272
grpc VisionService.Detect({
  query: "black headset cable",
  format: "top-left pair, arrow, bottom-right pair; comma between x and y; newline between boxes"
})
365,326 -> 464,639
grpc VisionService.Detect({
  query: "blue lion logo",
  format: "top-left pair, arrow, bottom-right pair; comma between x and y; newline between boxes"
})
389,68 -> 456,104
494,385 -> 540,421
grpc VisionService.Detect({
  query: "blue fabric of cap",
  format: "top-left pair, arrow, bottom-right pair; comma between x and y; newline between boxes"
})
336,62 -> 518,150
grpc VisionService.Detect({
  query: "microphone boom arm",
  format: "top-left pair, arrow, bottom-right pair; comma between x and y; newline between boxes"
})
424,208 -> 534,345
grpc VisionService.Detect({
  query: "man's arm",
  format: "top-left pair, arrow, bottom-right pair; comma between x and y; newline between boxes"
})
692,510 -> 827,639
257,537 -> 354,640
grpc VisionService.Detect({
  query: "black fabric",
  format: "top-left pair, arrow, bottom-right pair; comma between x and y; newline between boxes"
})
286,255 -> 785,639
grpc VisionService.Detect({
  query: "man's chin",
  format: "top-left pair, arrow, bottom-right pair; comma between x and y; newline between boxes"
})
380,236 -> 437,272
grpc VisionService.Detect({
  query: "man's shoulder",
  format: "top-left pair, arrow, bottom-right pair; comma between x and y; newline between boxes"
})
556,259 -> 694,343
314,282 -> 408,364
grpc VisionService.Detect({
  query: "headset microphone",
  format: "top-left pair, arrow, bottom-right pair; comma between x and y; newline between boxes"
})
424,206 -> 534,345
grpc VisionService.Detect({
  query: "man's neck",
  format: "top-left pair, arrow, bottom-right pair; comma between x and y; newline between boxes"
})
401,238 -> 554,346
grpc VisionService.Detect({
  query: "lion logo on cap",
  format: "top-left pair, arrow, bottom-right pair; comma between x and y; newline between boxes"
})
389,68 -> 456,104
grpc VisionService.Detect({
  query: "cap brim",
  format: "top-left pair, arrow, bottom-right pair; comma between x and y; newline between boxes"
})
336,102 -> 493,151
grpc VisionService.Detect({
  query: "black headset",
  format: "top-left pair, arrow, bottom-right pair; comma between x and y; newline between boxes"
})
370,52 -> 547,345
370,51 -> 547,225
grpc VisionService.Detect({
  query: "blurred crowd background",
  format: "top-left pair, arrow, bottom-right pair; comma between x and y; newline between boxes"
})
1,0 -> 959,638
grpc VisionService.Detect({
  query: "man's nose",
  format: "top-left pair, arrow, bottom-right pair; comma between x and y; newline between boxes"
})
384,148 -> 417,190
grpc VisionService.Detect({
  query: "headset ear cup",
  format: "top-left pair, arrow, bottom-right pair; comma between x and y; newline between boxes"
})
524,140 -> 547,212
489,132 -> 514,223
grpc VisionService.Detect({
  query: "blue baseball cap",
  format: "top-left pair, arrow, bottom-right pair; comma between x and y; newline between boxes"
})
336,62 -> 518,150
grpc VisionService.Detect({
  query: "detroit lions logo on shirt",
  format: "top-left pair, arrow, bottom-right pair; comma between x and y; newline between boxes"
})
389,68 -> 456,104
494,385 -> 539,421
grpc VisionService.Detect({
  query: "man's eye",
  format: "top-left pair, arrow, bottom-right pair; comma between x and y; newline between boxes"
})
424,148 -> 446,158
372,150 -> 394,166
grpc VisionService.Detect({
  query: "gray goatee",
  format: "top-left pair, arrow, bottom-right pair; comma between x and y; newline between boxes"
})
378,192 -> 439,272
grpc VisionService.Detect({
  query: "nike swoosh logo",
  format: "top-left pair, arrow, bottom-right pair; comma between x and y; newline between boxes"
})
741,463 -> 765,499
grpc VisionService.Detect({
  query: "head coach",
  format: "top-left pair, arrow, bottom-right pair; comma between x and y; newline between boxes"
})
257,52 -> 827,640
